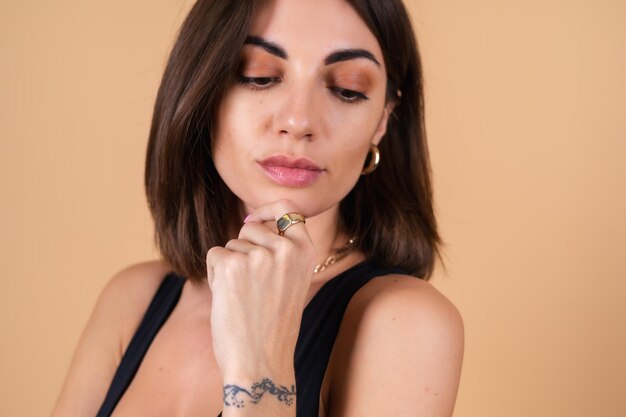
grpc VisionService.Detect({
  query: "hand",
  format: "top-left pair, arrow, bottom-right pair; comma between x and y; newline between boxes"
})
206,199 -> 317,381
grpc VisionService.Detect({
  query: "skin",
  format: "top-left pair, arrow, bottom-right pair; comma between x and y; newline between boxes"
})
212,0 -> 394,267
50,1 -> 464,416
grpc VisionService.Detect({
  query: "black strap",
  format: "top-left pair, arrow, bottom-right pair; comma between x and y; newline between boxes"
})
294,262 -> 405,417
96,273 -> 185,417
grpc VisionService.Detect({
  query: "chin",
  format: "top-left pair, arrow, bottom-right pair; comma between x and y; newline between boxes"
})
241,188 -> 340,219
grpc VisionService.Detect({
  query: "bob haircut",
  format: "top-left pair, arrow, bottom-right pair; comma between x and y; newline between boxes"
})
145,0 -> 443,282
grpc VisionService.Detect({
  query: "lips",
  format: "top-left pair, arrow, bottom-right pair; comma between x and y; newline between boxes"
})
258,155 -> 324,187
259,155 -> 322,170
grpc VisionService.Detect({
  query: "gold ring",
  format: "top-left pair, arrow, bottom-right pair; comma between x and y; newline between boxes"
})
277,213 -> 306,236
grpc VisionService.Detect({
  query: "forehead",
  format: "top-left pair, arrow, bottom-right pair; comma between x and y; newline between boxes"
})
248,0 -> 383,62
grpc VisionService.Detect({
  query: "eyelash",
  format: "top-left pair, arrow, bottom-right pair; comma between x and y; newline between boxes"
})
238,76 -> 369,104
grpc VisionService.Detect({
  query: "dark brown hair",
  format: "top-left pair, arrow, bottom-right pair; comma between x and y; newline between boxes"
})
145,0 -> 443,282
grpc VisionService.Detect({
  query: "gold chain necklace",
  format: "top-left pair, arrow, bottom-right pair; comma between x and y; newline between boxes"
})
313,236 -> 357,274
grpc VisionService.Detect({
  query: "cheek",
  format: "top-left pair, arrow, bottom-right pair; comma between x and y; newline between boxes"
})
328,113 -> 381,167
213,92 -> 260,160
217,92 -> 269,146
324,91 -> 386,143
322,138 -> 371,199
211,90 -> 273,207
323,113 -> 383,195
212,95 -> 248,184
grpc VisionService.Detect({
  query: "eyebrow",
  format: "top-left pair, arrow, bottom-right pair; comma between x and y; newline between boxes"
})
243,35 -> 381,68
244,36 -> 287,59
324,49 -> 380,67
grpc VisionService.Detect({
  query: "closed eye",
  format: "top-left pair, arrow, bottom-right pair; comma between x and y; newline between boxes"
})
238,76 -> 281,90
329,87 -> 369,103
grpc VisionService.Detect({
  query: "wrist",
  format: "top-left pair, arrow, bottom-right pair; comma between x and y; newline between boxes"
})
221,352 -> 295,382
222,373 -> 297,409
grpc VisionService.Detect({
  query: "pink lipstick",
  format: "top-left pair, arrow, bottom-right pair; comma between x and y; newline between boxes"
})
258,155 -> 324,187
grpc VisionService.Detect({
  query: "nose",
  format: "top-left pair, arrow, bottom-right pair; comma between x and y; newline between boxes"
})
272,83 -> 318,141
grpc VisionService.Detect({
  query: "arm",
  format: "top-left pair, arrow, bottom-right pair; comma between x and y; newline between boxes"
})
329,275 -> 464,417
50,261 -> 167,417
207,201 -> 315,417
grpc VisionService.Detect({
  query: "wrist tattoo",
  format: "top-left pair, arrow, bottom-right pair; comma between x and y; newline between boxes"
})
223,378 -> 297,408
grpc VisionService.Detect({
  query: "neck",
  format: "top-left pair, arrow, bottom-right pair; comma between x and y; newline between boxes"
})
304,205 -> 349,263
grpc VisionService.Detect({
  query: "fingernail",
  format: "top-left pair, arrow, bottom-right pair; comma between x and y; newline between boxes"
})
243,214 -> 252,223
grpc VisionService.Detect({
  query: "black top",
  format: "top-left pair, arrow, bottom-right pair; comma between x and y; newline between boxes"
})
96,260 -> 405,417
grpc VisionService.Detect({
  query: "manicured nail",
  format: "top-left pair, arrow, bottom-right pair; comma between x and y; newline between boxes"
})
243,214 -> 252,223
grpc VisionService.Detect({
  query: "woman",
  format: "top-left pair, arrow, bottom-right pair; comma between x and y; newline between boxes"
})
51,0 -> 464,416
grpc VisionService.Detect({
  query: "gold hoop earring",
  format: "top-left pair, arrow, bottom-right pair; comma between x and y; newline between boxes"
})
361,144 -> 380,175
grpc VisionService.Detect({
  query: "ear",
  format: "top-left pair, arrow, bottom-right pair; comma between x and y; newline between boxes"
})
371,100 -> 397,146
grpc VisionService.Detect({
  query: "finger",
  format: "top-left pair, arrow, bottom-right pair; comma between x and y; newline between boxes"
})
237,222 -> 283,249
206,245 -> 233,266
244,199 -> 309,242
225,238 -> 257,253
205,246 -> 232,290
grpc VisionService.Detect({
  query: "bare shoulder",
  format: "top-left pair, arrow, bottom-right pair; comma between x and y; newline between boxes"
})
336,273 -> 464,349
50,259 -> 174,417
102,258 -> 173,298
100,259 -> 175,346
328,273 -> 464,417
354,273 -> 463,334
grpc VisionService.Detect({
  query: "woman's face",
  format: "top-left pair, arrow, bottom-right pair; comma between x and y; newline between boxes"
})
212,0 -> 392,218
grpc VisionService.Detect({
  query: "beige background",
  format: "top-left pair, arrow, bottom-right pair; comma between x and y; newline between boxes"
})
1,0 -> 624,416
